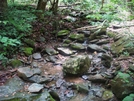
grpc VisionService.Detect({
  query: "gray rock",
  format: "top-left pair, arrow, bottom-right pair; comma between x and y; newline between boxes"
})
88,74 -> 107,83
88,44 -> 106,52
70,43 -> 85,50
110,72 -> 134,99
47,56 -> 58,63
28,83 -> 44,93
36,91 -> 55,101
31,61 -> 38,68
45,48 -> 58,55
0,77 -> 24,98
28,75 -> 50,83
63,55 -> 91,75
33,53 -> 42,59
57,47 -> 76,56
64,16 -> 76,22
78,30 -> 91,37
17,66 -> 41,80
72,82 -> 89,93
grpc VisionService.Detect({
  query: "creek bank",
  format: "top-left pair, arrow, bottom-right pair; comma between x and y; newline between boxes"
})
2,20 -> 134,101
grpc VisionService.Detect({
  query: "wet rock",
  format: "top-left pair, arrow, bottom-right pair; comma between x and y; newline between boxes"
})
23,47 -> 33,56
28,75 -> 50,83
0,77 -> 24,98
57,30 -> 70,37
72,82 -> 89,93
88,74 -> 107,83
123,94 -> 134,101
17,66 -> 41,80
47,56 -> 58,63
9,59 -> 23,68
69,33 -> 84,42
66,90 -> 74,98
110,72 -> 134,99
63,55 -> 91,75
45,48 -> 58,55
96,89 -> 104,98
64,16 -> 76,22
102,90 -> 114,101
57,47 -> 76,56
28,83 -> 44,93
33,53 -> 42,59
31,61 -> 38,68
101,54 -> 113,68
56,79 -> 65,88
88,44 -> 106,52
70,43 -> 85,50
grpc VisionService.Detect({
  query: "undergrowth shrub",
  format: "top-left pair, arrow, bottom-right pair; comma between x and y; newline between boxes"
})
0,3 -> 36,66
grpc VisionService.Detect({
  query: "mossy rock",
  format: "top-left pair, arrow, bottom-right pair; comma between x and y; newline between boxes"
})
63,55 -> 91,75
63,39 -> 72,44
70,43 -> 85,50
69,33 -> 84,42
23,47 -> 33,56
57,30 -> 70,37
10,59 -> 22,68
102,90 -> 114,101
23,39 -> 35,48
110,72 -> 134,99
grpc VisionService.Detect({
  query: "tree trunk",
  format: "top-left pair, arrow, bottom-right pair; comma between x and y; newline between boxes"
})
0,0 -> 8,14
36,0 -> 48,18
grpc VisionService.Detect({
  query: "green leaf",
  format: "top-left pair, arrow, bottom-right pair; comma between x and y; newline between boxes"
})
1,37 -> 8,43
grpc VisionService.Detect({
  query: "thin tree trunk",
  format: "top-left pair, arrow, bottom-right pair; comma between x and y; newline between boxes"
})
0,0 -> 8,14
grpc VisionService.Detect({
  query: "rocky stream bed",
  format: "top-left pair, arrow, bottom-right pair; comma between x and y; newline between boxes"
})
0,20 -> 134,101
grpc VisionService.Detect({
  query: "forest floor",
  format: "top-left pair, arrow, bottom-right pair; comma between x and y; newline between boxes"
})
0,5 -> 134,101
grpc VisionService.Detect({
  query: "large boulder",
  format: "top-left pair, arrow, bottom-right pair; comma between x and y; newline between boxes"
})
110,72 -> 134,99
63,55 -> 91,75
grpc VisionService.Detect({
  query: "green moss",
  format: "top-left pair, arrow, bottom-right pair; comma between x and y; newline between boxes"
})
10,59 -> 22,68
69,33 -> 84,41
57,30 -> 70,37
23,47 -> 33,56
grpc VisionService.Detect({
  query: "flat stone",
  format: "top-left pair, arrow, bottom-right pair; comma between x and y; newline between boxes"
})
64,16 -> 76,22
45,48 -> 58,55
28,83 -> 44,93
88,74 -> 107,83
28,75 -> 50,83
88,44 -> 106,52
33,53 -> 42,59
70,43 -> 85,50
17,67 -> 41,80
69,33 -> 84,42
57,47 -> 76,56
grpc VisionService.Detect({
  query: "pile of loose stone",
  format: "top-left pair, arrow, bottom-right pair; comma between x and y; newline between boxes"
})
1,22 -> 134,101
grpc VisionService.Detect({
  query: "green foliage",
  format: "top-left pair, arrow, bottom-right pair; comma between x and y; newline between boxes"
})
0,3 -> 36,66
